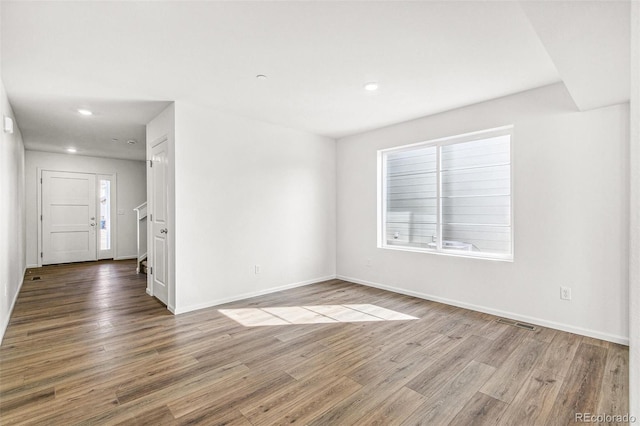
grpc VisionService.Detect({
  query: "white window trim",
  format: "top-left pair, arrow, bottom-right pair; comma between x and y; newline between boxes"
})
377,125 -> 514,262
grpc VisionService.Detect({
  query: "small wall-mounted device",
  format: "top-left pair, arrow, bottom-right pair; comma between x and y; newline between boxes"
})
3,116 -> 14,134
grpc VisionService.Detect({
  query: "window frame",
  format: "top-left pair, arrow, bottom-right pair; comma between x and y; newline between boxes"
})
377,125 -> 514,261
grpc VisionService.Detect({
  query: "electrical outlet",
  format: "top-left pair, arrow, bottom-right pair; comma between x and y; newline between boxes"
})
254,265 -> 261,274
365,258 -> 372,267
560,286 -> 572,301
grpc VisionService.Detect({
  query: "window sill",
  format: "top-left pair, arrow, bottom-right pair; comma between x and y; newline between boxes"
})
380,244 -> 514,262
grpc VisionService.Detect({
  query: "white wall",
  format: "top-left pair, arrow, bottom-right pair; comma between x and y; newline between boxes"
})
337,83 -> 629,344
25,151 -> 146,266
172,102 -> 336,313
0,80 -> 26,343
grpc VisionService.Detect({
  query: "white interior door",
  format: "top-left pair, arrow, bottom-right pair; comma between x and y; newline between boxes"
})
150,139 -> 169,305
42,171 -> 97,265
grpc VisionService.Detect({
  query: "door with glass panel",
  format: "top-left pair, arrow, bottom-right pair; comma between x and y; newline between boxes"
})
97,174 -> 115,259
41,170 -> 116,265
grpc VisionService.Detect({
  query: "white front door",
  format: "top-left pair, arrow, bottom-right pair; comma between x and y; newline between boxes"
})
42,171 -> 97,265
150,139 -> 169,305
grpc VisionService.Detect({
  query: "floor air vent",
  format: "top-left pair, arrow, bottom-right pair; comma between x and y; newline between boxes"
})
31,276 -> 41,281
496,318 -> 536,331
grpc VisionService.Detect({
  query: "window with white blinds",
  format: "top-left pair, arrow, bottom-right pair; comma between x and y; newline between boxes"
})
379,126 -> 513,260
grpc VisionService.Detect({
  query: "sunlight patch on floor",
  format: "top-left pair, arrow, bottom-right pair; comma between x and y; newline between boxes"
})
219,304 -> 418,327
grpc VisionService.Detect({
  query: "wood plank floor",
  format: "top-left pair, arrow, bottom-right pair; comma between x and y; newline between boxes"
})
0,260 -> 629,425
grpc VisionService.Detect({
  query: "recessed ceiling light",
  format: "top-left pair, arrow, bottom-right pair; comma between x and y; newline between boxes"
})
127,139 -> 136,145
77,109 -> 93,116
364,82 -> 379,91
256,74 -> 267,80
111,138 -> 119,143
66,147 -> 77,153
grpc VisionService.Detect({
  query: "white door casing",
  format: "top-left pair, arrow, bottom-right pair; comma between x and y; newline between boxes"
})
41,171 -> 97,265
149,138 -> 169,305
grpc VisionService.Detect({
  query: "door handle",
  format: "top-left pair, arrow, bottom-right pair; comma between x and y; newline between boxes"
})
160,229 -> 168,234
90,223 -> 96,227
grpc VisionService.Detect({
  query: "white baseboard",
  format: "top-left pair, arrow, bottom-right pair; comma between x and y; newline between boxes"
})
0,267 -> 27,345
114,255 -> 137,261
26,264 -> 39,269
337,274 -> 629,346
173,275 -> 337,315
146,288 -> 152,296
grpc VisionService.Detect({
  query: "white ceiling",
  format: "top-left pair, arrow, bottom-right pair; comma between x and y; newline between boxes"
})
5,97 -> 169,161
0,1 -> 631,161
521,1 -> 630,111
